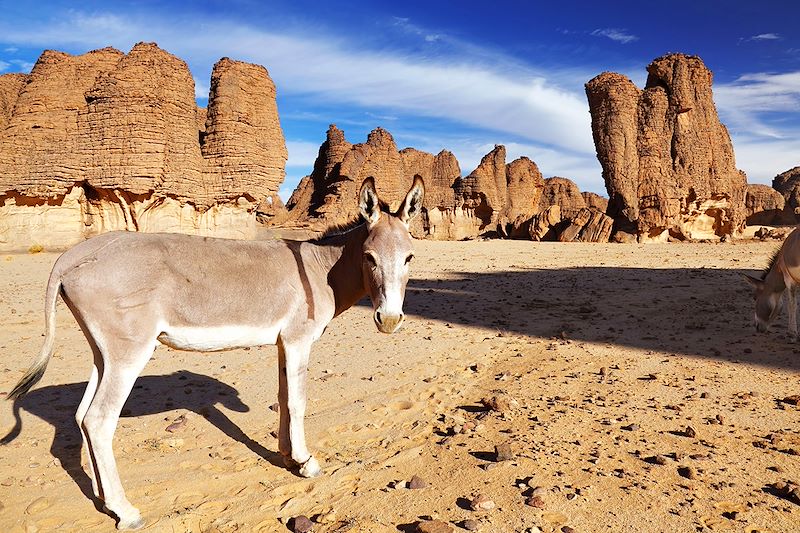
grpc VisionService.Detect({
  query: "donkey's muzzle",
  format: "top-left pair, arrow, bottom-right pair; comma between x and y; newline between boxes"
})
374,310 -> 404,334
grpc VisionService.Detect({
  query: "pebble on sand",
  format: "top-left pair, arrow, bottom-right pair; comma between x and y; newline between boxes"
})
415,519 -> 454,533
470,494 -> 495,511
408,475 -> 428,489
291,515 -> 313,533
495,442 -> 515,461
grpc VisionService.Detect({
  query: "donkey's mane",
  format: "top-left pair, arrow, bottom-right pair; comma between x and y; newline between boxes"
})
763,245 -> 782,279
310,200 -> 392,243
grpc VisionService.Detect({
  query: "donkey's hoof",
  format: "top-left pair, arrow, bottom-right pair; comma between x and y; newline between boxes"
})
116,513 -> 145,530
299,456 -> 322,478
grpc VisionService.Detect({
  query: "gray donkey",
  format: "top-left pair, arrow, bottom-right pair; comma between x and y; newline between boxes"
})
7,176 -> 424,529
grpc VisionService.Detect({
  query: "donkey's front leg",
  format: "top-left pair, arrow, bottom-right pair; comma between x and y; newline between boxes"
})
787,288 -> 798,341
277,337 -> 321,478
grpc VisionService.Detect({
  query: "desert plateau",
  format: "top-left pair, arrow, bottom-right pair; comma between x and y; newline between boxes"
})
1,239 -> 799,532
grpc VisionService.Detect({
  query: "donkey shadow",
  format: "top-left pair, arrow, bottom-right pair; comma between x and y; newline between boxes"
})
1,370 -> 285,500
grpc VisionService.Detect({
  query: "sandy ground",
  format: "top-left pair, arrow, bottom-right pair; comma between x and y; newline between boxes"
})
0,239 -> 798,533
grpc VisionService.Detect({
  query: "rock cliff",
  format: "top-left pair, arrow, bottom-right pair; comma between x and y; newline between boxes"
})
586,54 -> 747,241
0,43 -> 287,250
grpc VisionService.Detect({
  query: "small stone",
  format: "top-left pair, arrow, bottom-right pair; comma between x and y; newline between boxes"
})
525,495 -> 545,508
470,494 -> 495,511
25,497 -> 50,515
315,510 -> 336,524
622,424 -> 639,431
650,455 -> 668,465
495,442 -> 515,461
416,519 -> 454,533
780,395 -> 800,406
269,403 -> 280,412
684,426 -> 697,438
531,486 -> 547,497
291,515 -> 313,533
408,475 -> 428,489
678,466 -> 697,480
528,527 -> 543,533
480,394 -> 518,413
561,527 -> 576,533
462,519 -> 480,531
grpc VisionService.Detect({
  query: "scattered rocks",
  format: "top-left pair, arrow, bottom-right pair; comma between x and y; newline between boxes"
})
780,395 -> 800,406
461,519 -> 480,531
165,414 -> 187,433
470,494 -> 495,511
415,519 -> 454,533
495,442 -> 515,462
525,495 -> 546,508
770,481 -> 800,505
480,393 -> 518,413
291,515 -> 313,533
408,475 -> 428,489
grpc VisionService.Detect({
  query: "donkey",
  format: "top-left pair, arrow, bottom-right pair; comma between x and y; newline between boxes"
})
745,226 -> 800,338
6,176 -> 424,529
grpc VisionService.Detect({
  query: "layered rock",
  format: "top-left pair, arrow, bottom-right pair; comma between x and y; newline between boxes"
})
586,53 -> 747,241
745,184 -> 790,226
582,192 -> 609,213
499,156 -> 545,238
538,177 -> 587,218
773,166 -> 800,214
0,43 -> 287,250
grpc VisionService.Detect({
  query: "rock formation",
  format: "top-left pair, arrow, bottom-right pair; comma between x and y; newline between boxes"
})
582,192 -> 609,213
529,177 -> 613,242
586,53 -> 748,242
773,166 -> 800,215
745,184 -> 790,226
0,43 -> 287,251
284,126 -> 544,240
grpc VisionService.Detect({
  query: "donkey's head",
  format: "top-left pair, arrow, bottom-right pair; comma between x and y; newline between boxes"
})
358,175 -> 425,334
744,274 -> 782,333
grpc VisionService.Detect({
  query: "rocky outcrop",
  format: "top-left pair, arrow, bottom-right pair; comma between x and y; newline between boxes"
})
773,166 -> 800,215
582,192 -> 609,213
0,43 -> 287,250
283,127 -> 544,240
586,53 -> 747,242
745,184 -> 790,226
525,177 -> 612,242
538,177 -> 586,219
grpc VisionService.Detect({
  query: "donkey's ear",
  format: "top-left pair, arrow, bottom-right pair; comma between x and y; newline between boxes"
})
743,274 -> 763,289
359,177 -> 381,226
397,175 -> 425,224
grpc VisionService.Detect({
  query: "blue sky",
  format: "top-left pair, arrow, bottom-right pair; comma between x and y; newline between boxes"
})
0,1 -> 798,199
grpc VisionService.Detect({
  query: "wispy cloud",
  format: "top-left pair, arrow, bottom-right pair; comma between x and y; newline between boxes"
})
0,10 -> 596,157
715,71 -> 800,180
0,59 -> 9,72
715,71 -> 800,138
744,33 -> 782,42
590,28 -> 638,44
3,47 -> 18,53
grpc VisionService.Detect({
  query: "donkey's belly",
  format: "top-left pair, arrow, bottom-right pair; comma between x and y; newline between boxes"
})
157,324 -> 281,352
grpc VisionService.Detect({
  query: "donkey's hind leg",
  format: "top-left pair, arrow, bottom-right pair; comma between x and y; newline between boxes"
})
787,288 -> 797,341
76,361 -> 101,499
82,339 -> 155,530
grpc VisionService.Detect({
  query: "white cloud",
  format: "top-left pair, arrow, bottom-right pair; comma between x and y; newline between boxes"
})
286,140 -> 322,170
0,59 -> 9,72
715,71 -> 800,138
4,46 -> 18,52
590,28 -> 638,44
193,77 -> 209,99
730,135 -> 800,183
746,33 -> 781,42
0,11 -> 596,158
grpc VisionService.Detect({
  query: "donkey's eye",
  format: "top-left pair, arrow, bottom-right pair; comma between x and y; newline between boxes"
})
405,254 -> 414,264
364,252 -> 377,268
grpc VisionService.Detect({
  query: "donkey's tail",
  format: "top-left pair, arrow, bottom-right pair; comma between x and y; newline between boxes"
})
7,270 -> 62,400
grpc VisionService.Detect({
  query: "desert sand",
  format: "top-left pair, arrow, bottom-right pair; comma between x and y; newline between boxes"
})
1,239 -> 798,533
